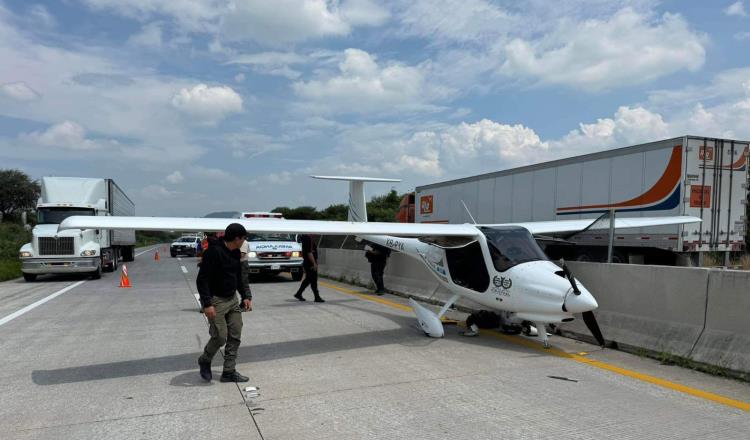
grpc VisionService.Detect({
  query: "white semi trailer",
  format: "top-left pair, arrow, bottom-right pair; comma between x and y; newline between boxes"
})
19,177 -> 136,281
416,136 -> 748,265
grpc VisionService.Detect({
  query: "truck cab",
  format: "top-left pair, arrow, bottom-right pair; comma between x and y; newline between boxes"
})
240,212 -> 304,280
19,177 -> 135,281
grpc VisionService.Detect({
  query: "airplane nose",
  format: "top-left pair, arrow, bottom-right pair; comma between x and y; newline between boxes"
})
565,288 -> 598,313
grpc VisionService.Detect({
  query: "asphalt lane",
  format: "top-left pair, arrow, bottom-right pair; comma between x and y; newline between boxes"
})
0,247 -> 748,439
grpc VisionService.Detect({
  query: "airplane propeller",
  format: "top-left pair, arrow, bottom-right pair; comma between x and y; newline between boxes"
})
560,260 -> 606,348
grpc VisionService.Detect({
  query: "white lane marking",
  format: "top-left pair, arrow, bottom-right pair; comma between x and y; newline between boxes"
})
135,246 -> 159,257
193,293 -> 201,306
177,257 -> 182,261
0,280 -> 86,327
181,266 -> 188,274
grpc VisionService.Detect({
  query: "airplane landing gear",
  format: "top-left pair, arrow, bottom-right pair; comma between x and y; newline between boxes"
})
535,321 -> 550,349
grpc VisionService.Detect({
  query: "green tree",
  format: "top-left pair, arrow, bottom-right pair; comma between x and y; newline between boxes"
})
0,169 -> 40,221
366,189 -> 402,222
271,190 -> 406,222
320,203 -> 348,221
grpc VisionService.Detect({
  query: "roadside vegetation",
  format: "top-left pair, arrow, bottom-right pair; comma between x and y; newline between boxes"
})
271,189 -> 404,222
136,231 -> 181,248
0,169 -> 40,282
0,222 -> 32,282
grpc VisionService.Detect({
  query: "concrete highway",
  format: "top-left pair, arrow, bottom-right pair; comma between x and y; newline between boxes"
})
0,245 -> 748,439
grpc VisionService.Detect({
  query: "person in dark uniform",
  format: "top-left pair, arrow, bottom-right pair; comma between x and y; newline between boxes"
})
196,223 -> 252,383
294,234 -> 324,303
365,243 -> 390,295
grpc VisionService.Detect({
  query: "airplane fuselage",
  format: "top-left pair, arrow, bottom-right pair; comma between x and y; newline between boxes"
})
361,225 -> 598,326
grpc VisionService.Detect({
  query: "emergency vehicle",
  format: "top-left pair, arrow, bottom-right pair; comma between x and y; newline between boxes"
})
238,212 -> 304,280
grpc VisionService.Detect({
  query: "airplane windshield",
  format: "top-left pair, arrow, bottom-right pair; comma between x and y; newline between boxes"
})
481,226 -> 547,272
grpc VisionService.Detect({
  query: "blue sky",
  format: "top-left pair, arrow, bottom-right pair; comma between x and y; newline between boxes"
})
1,0 -> 749,216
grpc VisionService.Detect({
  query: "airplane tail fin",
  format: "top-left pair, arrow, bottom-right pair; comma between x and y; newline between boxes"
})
311,176 -> 400,223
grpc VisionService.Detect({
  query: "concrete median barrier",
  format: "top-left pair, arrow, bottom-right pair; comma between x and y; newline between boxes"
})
560,262 -> 709,358
689,269 -> 750,374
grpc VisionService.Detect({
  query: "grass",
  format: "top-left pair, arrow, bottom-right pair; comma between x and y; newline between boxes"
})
0,222 -> 32,282
701,251 -> 750,270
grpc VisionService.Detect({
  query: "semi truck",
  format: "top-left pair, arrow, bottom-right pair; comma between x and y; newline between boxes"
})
19,177 -> 136,281
415,136 -> 748,265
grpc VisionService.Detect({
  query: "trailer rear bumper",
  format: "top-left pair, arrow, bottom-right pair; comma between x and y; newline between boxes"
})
22,257 -> 99,274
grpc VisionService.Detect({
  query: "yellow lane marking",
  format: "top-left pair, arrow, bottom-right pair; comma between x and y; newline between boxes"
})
319,279 -> 750,413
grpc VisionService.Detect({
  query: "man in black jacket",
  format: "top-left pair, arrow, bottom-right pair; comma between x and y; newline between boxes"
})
196,223 -> 252,383
365,243 -> 390,295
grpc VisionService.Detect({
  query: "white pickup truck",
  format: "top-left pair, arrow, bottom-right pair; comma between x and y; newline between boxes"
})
239,212 -> 304,280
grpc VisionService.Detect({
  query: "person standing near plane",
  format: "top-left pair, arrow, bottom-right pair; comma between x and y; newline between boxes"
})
197,223 -> 252,383
294,234 -> 324,303
365,242 -> 390,295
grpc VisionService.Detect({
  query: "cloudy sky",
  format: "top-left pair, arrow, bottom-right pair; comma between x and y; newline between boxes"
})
1,0 -> 749,216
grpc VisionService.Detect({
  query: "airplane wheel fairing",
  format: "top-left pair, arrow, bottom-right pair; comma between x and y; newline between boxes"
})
409,298 -> 444,338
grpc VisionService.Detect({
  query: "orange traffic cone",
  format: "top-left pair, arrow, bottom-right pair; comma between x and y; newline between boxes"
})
154,250 -> 160,261
119,265 -> 132,288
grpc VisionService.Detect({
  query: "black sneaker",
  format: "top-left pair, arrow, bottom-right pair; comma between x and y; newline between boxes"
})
375,290 -> 385,296
198,358 -> 212,382
220,371 -> 249,382
294,293 -> 306,301
314,296 -> 325,303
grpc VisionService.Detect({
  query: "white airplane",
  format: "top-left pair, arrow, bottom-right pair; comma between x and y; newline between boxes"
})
58,176 -> 701,348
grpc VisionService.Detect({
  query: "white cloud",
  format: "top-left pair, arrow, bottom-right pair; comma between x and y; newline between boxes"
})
500,8 -> 706,91
293,48 -> 438,114
189,166 -> 235,182
227,52 -> 307,79
128,22 -> 163,48
166,170 -> 184,184
234,73 -> 245,83
81,0 -> 222,33
725,1 -> 747,17
141,184 -> 179,199
551,106 -> 671,154
340,0 -> 390,27
308,119 -> 550,179
396,0 -> 513,43
735,31 -> 750,40
221,0 -> 389,45
19,121 -> 110,151
27,4 -> 57,28
83,0 -> 389,46
266,171 -> 293,185
0,81 -> 41,101
171,84 -> 243,124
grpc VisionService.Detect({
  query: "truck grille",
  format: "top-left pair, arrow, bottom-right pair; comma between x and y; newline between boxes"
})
38,237 -> 75,256
258,252 -> 292,259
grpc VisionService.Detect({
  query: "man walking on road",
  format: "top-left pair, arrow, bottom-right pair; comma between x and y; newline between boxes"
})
293,234 -> 324,303
197,223 -> 252,383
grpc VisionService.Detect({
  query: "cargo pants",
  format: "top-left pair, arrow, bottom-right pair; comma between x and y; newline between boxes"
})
199,295 -> 243,373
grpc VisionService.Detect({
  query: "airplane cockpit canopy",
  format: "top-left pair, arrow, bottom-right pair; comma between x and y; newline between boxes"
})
480,226 -> 548,272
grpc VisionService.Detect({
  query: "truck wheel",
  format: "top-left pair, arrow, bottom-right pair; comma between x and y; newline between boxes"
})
90,263 -> 102,280
292,271 -> 304,281
170,251 -> 177,257
111,251 -> 119,271
23,273 -> 37,282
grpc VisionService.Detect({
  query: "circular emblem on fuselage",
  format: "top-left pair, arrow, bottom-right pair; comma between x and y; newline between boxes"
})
493,275 -> 502,287
500,277 -> 512,289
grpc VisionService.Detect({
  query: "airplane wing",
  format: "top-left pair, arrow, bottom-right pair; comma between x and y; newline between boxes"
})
58,216 -> 481,237
482,216 -> 701,236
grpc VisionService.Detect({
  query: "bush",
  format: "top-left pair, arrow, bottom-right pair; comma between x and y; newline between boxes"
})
0,222 -> 31,281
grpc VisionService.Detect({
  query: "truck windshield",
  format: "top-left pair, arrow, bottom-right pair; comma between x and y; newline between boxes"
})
37,208 -> 95,224
247,233 -> 295,242
481,226 -> 548,272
